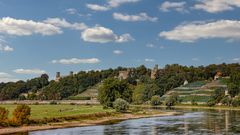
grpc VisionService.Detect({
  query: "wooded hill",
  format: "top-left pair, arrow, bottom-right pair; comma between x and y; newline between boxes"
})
0,63 -> 240,101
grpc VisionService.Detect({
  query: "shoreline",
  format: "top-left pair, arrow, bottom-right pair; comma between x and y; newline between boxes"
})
132,104 -> 240,111
0,111 -> 178,135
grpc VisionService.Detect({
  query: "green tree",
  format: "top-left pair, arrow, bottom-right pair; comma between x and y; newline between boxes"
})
98,78 -> 132,107
150,95 -> 161,106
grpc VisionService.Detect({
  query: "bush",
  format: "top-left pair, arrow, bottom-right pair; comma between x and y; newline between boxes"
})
207,99 -> 216,107
12,104 -> 31,126
165,93 -> 179,107
220,96 -> 232,106
232,97 -> 240,107
0,107 -> 9,127
150,95 -> 161,106
113,98 -> 129,113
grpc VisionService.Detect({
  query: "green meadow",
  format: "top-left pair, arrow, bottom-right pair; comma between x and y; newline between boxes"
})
0,105 -> 114,119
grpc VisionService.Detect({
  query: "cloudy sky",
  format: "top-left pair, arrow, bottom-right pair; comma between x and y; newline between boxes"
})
0,0 -> 240,82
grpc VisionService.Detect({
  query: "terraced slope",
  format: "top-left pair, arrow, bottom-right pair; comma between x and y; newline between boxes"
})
161,80 -> 227,104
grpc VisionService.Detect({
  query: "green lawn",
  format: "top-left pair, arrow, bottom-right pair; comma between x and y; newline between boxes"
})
0,105 -> 114,119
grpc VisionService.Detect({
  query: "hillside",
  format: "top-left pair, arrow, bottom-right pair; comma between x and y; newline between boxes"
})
161,79 -> 228,104
67,83 -> 101,100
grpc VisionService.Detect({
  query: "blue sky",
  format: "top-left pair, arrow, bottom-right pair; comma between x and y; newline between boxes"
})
0,0 -> 240,82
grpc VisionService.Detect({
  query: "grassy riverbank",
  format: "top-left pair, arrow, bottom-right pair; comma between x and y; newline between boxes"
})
0,104 -> 178,134
0,104 -> 113,119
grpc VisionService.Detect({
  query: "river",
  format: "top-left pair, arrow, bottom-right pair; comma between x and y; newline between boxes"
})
14,108 -> 240,135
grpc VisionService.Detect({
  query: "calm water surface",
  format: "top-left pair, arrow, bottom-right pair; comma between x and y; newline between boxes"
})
15,108 -> 240,135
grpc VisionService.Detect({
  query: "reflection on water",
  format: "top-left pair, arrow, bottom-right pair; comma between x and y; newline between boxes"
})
15,109 -> 240,135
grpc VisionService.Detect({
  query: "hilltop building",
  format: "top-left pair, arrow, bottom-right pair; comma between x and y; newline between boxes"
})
55,71 -> 74,82
151,64 -> 158,80
118,69 -> 130,80
214,71 -> 222,80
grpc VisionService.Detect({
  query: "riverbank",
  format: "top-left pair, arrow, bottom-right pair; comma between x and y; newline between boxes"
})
0,110 -> 178,135
132,104 -> 240,111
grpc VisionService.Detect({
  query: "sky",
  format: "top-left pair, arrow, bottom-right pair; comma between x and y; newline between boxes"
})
0,0 -> 240,82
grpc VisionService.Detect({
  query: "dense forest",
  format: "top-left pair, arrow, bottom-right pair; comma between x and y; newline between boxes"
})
0,63 -> 240,101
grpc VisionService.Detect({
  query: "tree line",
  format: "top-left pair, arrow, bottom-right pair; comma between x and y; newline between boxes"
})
0,63 -> 240,101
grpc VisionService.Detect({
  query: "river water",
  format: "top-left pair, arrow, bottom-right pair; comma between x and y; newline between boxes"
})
17,108 -> 240,135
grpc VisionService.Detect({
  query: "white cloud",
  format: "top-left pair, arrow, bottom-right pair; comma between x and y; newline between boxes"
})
65,8 -> 77,15
44,18 -> 88,31
113,12 -> 158,22
145,58 -> 155,62
159,1 -> 187,13
116,33 -> 134,43
146,44 -> 155,48
81,26 -> 134,43
113,50 -> 123,54
0,72 -> 19,83
0,38 -> 13,52
86,4 -> 110,11
52,58 -> 100,65
108,0 -> 140,8
193,0 -> 240,13
13,69 -> 46,74
192,58 -> 199,61
0,17 -> 62,36
160,45 -> 165,49
86,0 -> 140,11
159,20 -> 240,43
233,58 -> 240,63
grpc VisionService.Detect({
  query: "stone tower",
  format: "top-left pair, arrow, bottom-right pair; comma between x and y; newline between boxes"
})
151,64 -> 158,80
118,69 -> 130,80
55,72 -> 61,82
69,71 -> 74,76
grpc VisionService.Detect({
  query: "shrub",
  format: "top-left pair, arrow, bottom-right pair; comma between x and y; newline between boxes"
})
0,107 -> 9,127
207,99 -> 216,107
150,95 -> 161,106
113,98 -> 129,113
232,97 -> 240,107
165,93 -> 179,107
12,104 -> 31,126
220,96 -> 232,106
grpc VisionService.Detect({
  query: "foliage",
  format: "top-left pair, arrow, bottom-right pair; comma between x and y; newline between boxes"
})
113,98 -> 129,112
132,81 -> 160,104
232,97 -> 240,107
0,63 -> 240,101
150,95 -> 162,106
98,78 -> 132,107
228,71 -> 240,97
220,96 -> 232,106
0,107 -> 9,127
207,99 -> 216,107
12,104 -> 31,126
165,92 -> 179,107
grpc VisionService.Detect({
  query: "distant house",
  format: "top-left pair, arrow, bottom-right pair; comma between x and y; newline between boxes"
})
183,80 -> 188,85
118,69 -> 130,80
214,71 -> 222,80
